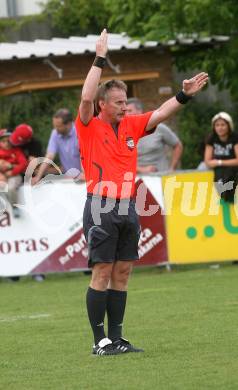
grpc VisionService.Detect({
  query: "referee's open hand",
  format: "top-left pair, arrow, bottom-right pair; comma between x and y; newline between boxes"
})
183,72 -> 209,96
96,29 -> 108,58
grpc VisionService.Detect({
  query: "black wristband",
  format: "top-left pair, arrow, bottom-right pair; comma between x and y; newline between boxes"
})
93,56 -> 107,69
176,90 -> 192,104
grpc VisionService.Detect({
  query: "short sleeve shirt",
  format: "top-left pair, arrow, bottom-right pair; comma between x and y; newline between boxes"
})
75,112 -> 153,198
206,131 -> 238,180
47,124 -> 81,172
206,132 -> 238,160
137,123 -> 179,171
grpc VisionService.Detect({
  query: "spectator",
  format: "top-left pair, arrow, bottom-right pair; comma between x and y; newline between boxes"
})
10,125 -> 46,282
32,108 -> 82,184
0,129 -> 27,218
204,112 -> 238,203
126,98 -> 183,173
10,123 -> 43,163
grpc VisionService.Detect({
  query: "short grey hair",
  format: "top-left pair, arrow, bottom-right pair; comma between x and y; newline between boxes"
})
126,98 -> 144,112
95,79 -> 127,113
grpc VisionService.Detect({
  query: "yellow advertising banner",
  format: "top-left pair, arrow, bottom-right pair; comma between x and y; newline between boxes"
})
162,171 -> 238,264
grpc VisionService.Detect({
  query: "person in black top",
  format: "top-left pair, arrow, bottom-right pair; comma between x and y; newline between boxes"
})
204,112 -> 238,202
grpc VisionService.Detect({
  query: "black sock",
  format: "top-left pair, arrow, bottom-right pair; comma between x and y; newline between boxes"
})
107,289 -> 127,342
86,287 -> 107,345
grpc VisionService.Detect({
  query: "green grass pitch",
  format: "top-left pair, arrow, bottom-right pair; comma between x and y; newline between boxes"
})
1,265 -> 238,390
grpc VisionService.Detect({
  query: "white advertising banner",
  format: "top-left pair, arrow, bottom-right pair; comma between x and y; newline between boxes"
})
0,177 -> 168,277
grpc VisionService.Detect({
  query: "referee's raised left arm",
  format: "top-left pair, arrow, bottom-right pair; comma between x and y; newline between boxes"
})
146,72 -> 208,131
79,29 -> 108,125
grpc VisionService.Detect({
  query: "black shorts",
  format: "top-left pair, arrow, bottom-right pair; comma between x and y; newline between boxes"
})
83,195 -> 141,267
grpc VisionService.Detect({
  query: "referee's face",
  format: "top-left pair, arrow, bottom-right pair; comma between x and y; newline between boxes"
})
101,88 -> 127,125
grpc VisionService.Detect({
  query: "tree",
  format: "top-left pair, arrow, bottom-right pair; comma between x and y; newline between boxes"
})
0,89 -> 80,149
107,0 -> 236,39
106,0 -> 238,100
104,0 -> 238,168
41,0 -> 238,99
42,0 -> 110,36
2,0 -> 237,168
0,18 -> 17,42
177,100 -> 224,168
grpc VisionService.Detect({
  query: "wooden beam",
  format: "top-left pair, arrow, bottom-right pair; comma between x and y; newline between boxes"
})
0,71 -> 160,96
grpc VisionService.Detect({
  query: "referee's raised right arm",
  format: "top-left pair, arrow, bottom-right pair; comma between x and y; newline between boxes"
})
79,29 -> 108,125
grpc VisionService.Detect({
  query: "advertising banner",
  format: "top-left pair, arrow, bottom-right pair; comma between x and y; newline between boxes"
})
162,171 -> 238,264
135,177 -> 168,266
0,176 -> 167,277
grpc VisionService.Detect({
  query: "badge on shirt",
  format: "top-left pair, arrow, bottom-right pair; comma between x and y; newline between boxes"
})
126,137 -> 135,151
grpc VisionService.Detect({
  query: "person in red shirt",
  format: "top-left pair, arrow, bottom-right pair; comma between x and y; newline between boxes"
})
0,129 -> 27,218
75,29 -> 208,356
10,123 -> 43,163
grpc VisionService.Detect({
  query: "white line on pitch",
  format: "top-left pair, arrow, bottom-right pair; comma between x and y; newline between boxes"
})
0,314 -> 51,323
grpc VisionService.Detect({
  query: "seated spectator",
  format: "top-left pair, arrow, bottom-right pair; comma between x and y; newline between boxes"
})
10,123 -> 43,162
10,123 -> 47,182
126,98 -> 183,173
0,129 -> 27,218
32,108 -> 82,184
204,112 -> 238,203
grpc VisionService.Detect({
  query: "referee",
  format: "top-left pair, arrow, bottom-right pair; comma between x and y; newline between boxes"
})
75,29 -> 208,355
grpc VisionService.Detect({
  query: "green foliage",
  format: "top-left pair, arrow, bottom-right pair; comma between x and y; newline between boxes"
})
1,0 -> 238,163
41,0 -> 110,36
39,0 -> 238,100
0,89 -> 80,150
106,0 -> 238,100
106,0 -> 236,39
0,18 -> 17,42
105,0 -> 160,39
174,36 -> 238,100
177,99 -> 237,169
